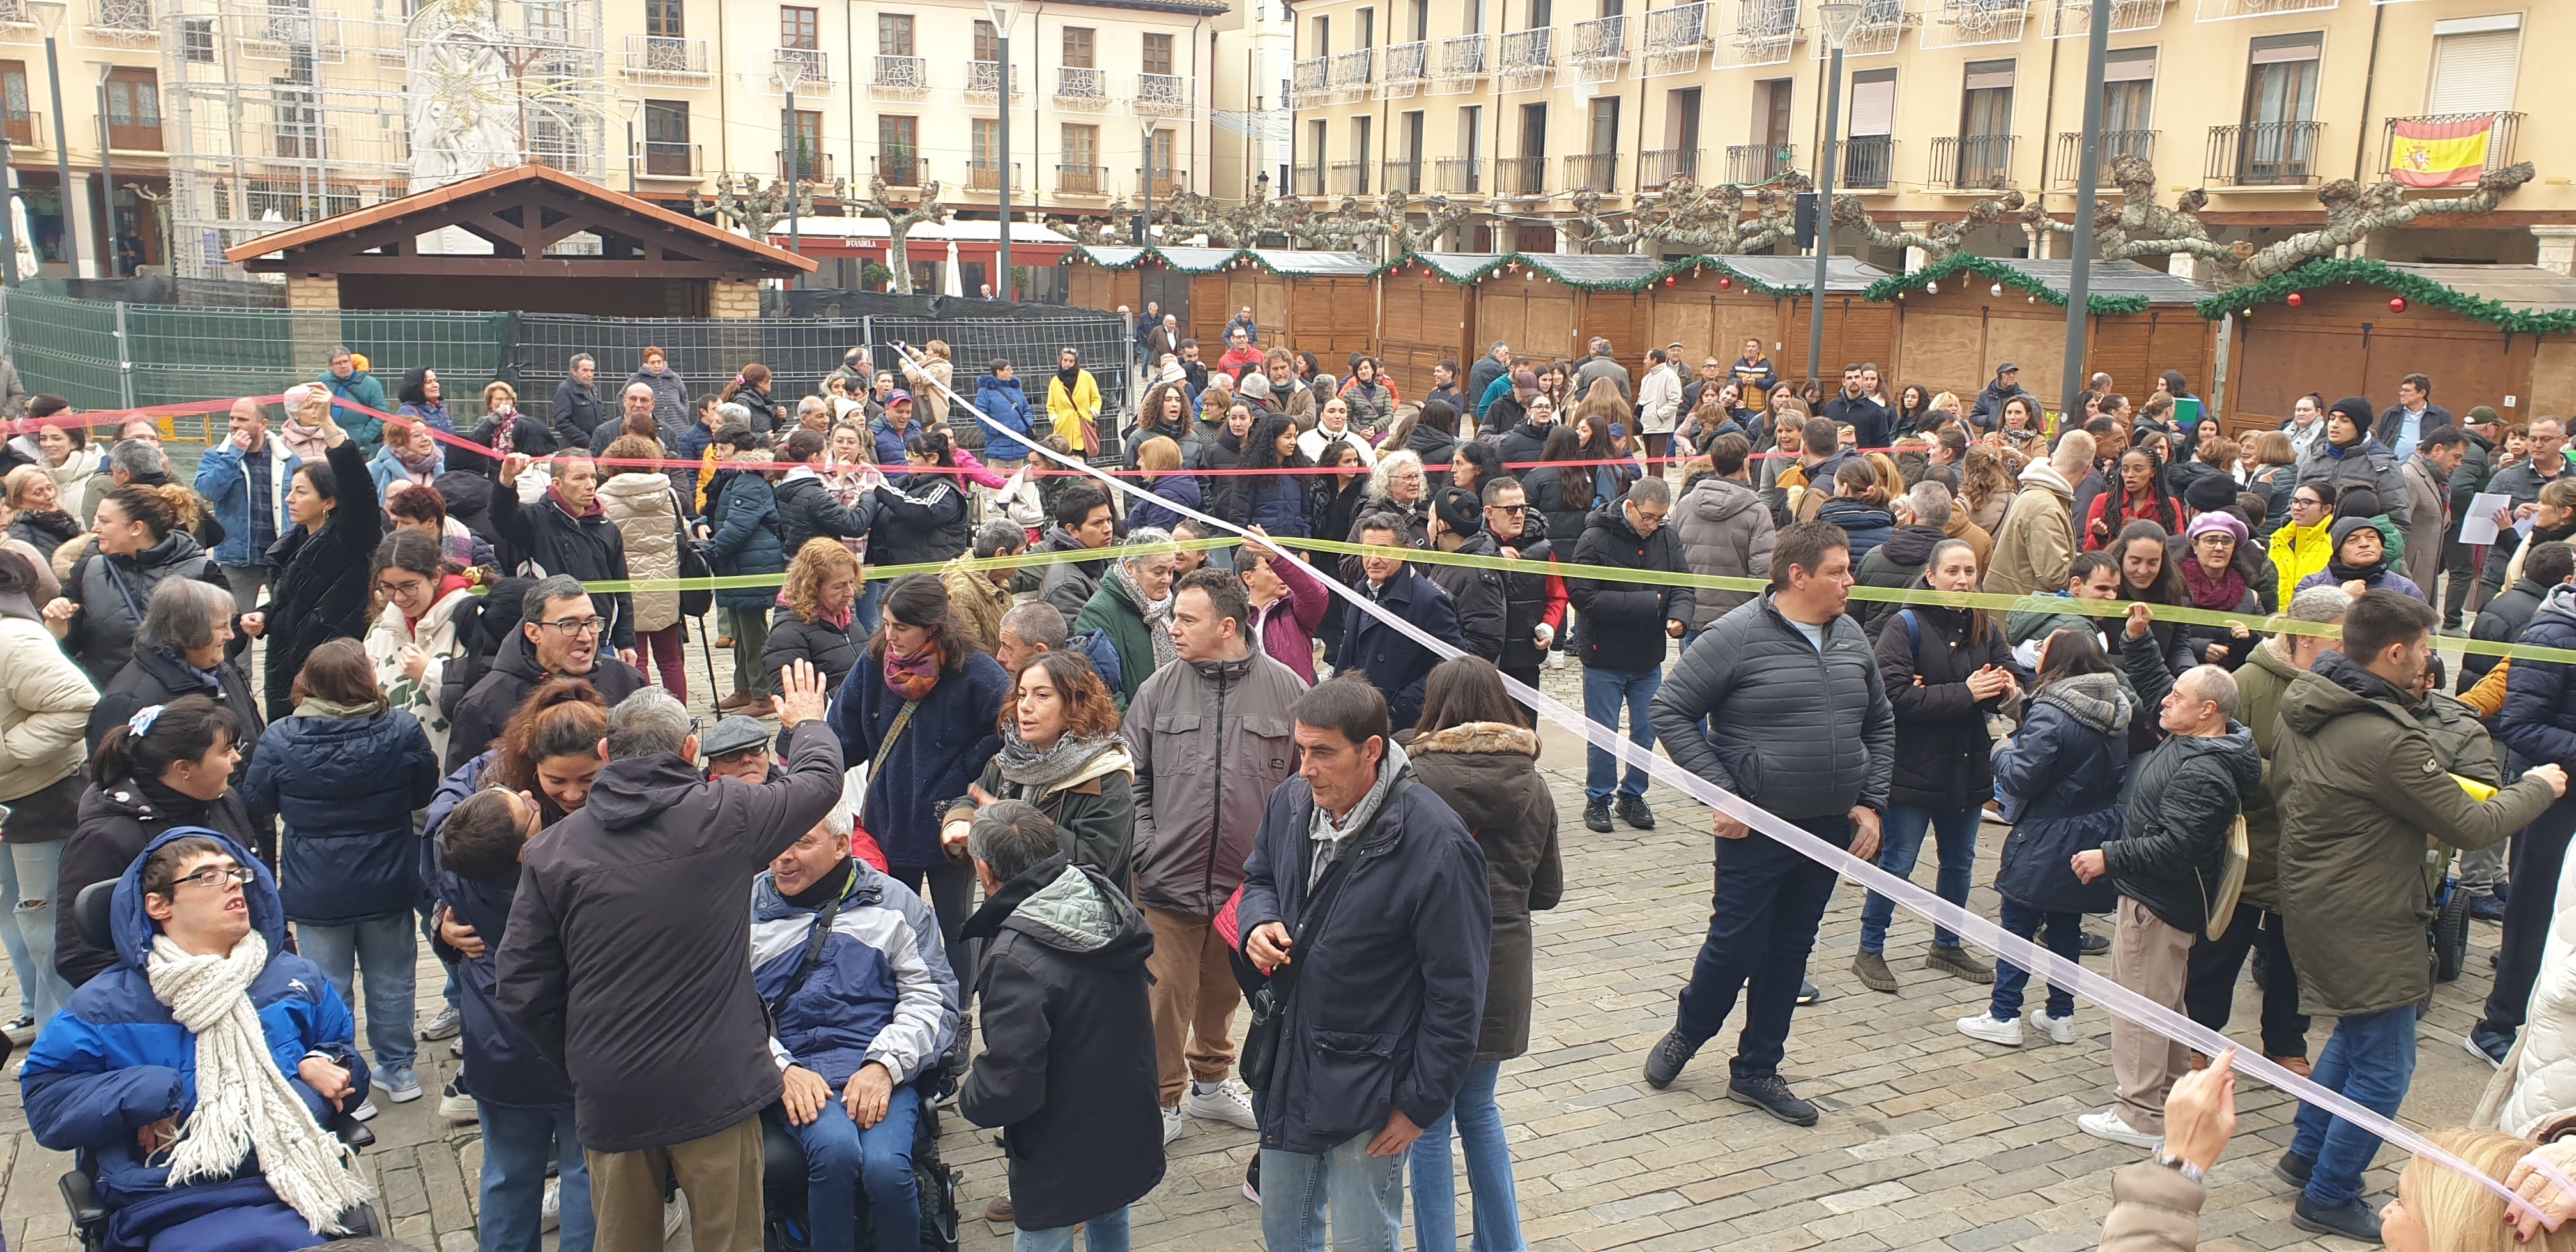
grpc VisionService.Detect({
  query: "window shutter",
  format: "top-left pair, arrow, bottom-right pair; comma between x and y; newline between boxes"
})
2428,29 -> 2519,116
1850,77 -> 1896,137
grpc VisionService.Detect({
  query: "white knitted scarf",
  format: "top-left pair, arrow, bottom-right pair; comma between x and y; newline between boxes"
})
146,930 -> 373,1232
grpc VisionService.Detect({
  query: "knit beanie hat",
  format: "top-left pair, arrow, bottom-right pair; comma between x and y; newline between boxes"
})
2183,474 -> 2239,514
2334,487 -> 2382,521
1432,485 -> 1483,538
2329,515 -> 2379,554
2329,397 -> 2375,438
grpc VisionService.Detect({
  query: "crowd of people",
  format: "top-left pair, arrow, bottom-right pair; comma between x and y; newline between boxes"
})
1,326 -> 2575,1252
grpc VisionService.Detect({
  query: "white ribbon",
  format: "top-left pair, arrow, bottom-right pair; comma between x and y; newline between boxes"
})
893,341 -> 2538,1218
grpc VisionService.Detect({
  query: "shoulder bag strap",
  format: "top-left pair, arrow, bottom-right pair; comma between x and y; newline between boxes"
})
765,892 -> 846,1020
1268,776 -> 1407,1005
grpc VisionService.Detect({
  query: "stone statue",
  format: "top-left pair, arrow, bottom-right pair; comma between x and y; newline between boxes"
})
406,0 -> 523,191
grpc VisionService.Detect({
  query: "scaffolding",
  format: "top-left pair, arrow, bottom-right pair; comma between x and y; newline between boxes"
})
158,0 -> 615,279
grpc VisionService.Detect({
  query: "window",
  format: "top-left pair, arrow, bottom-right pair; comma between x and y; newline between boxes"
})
643,100 -> 690,175
181,17 -> 216,63
103,67 -> 162,152
2427,16 -> 2520,114
783,107 -> 822,178
2242,32 -> 2320,182
0,61 -> 25,148
1756,79 -> 1791,148
1064,122 -> 1098,167
972,117 -> 999,163
1353,115 -> 1372,160
1402,110 -> 1424,160
1961,60 -> 2012,136
974,20 -> 1000,62
1586,96 -> 1618,155
1310,15 -> 1328,56
1845,68 -> 1896,187
879,14 -> 912,56
645,0 -> 682,38
881,115 -> 918,182
270,77 -> 318,158
1528,0 -> 1549,29
1358,7 -> 1374,47
1466,0 -> 1483,34
1410,0 -> 1429,40
1460,105 -> 1481,164
1143,32 -> 1172,75
1519,102 -> 1546,157
1149,128 -> 1176,182
779,6 -> 818,50
2102,47 -> 2153,132
1062,27 -> 1094,68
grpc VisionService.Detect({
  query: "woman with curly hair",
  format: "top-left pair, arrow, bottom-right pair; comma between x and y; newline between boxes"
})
1959,443 -> 2018,535
1128,381 -> 1194,472
1237,414 -> 1312,537
940,646 -> 1135,882
763,538 -> 864,693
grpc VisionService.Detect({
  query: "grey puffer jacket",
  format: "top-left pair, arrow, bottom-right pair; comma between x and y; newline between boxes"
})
1675,475 -> 1774,628
1122,649 -> 1305,917
1650,592 -> 1894,820
2296,438 -> 2408,519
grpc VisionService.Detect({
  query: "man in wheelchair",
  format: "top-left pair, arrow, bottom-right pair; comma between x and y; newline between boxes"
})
22,830 -> 377,1252
756,799 -> 960,1252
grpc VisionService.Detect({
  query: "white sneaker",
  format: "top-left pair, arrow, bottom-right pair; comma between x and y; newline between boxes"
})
2078,1109 -> 2164,1150
1184,1079 -> 1260,1130
1547,650 -> 1567,670
2036,1012 -> 2078,1045
663,1196 -> 687,1240
347,1098 -> 380,1122
438,1080 -> 479,1124
541,1179 -> 560,1233
1954,1013 -> 2023,1047
1160,1103 -> 1184,1145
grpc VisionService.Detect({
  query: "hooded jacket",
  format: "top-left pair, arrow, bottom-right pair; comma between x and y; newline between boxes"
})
829,648 -> 1011,872
974,374 -> 1038,461
773,470 -> 876,559
498,721 -> 844,1154
2230,639 -> 2301,913
1128,470 -> 1204,535
1567,502 -> 1694,668
1077,564 -> 1162,706
60,530 -> 225,685
243,706 -> 440,925
443,629 -> 648,774
753,859 -> 959,1090
1650,592 -> 1894,820
1816,498 -> 1897,561
1991,673 -> 2131,913
1675,475 -> 1774,627
1876,605 -> 2023,813
1423,530 -> 1507,662
434,815 -> 574,1112
0,611 -> 95,807
1021,525 -> 1111,622
55,783 -> 266,987
1496,416 -> 1551,466
2297,438 -> 2409,523
2274,651 -> 2556,1018
1852,523 -> 1947,640
2108,723 -> 2263,935
959,858 -> 1164,1230
595,472 -> 683,634
701,469 -> 788,613
192,436 -> 302,569
24,829 -> 369,1223
1400,721 -> 1560,1062
1124,650 -> 1305,917
2465,576 -> 2553,686
2268,513 -> 2333,592
1234,751 -> 1491,1157
1986,459 -> 2078,599
2502,584 -> 2576,772
317,367 -> 390,444
491,486 -> 634,651
762,604 -> 863,694
867,474 -> 970,569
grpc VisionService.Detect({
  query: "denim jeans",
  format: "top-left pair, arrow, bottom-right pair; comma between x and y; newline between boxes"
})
2290,1004 -> 2420,1208
772,1087 -> 920,1252
295,913 -> 417,1072
1015,1205 -> 1129,1252
1581,665 -> 1661,802
1989,899 -> 2083,1021
1673,814 -> 1850,1078
1857,805 -> 1980,955
1,840 -> 72,1030
479,1102 -> 592,1252
1409,1060 -> 1522,1252
1260,1131 -> 1406,1252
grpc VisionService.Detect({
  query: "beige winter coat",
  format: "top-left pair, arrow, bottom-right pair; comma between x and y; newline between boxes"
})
597,471 -> 683,633
2099,1161 -> 2204,1252
0,613 -> 97,804
1986,460 -> 2076,600
901,355 -> 954,425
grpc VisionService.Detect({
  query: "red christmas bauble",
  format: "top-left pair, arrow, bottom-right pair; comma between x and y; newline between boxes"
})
2285,293 -> 2303,308
1718,276 -> 1733,289
1663,275 -> 1676,287
2389,296 -> 2409,313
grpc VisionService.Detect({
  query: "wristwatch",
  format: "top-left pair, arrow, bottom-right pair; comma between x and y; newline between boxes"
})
2152,1150 -> 2207,1186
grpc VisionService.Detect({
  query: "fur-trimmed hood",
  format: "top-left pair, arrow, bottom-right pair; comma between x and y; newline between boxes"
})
1408,720 -> 1540,760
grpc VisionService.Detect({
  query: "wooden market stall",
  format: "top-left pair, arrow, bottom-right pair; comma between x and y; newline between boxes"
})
1376,253 -> 1492,395
2200,259 -> 2576,432
1655,256 -> 1894,392
1862,256 -> 2215,416
1059,245 -> 1378,363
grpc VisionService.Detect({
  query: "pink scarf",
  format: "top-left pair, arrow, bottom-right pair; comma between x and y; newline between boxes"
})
884,644 -> 943,701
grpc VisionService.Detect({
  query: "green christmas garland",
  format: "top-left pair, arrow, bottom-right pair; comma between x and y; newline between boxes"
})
1062,245 -> 1378,279
1862,252 -> 2152,315
2193,257 -> 2576,334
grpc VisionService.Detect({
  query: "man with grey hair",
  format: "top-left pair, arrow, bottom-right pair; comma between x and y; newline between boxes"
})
553,352 -> 607,446
1077,526 -> 1181,703
996,600 -> 1068,673
1987,428 -> 2094,599
1467,339 -> 1514,419
83,437 -> 173,524
1853,480 -> 1956,639
444,573 -> 647,772
500,662 -> 844,1252
2067,662 -> 2261,1149
1573,334 -> 1630,402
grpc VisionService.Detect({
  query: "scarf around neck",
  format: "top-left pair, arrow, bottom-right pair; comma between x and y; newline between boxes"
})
884,642 -> 944,701
394,444 -> 439,477
2179,556 -> 2248,611
2328,547 -> 2389,585
778,586 -> 855,631
547,484 -> 604,520
993,724 -> 1121,791
293,696 -> 387,720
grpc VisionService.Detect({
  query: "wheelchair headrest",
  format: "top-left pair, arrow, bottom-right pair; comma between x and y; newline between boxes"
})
73,879 -> 117,953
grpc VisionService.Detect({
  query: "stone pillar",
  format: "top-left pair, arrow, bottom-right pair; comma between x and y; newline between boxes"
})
286,274 -> 339,310
2025,222 -> 2054,260
1901,220 -> 1933,273
709,277 -> 763,319
2534,226 -> 2576,278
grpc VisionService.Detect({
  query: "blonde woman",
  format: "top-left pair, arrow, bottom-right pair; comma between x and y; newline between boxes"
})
901,339 -> 954,425
762,537 -> 864,692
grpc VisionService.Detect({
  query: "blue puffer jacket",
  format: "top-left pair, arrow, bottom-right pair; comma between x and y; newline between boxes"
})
243,707 -> 440,924
753,862 -> 959,1088
318,368 -> 389,449
22,828 -> 371,1221
434,828 -> 575,1112
1990,671 -> 2131,913
192,437 -> 302,567
829,649 -> 1010,871
976,376 -> 1036,459
1240,473 -> 1310,537
2502,584 -> 2576,772
702,470 -> 787,611
1128,473 -> 1202,535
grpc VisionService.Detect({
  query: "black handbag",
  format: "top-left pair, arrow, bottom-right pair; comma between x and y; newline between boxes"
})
1241,781 -> 1403,1092
670,488 -> 714,618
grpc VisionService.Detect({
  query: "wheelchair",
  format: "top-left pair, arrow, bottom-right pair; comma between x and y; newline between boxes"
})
758,1067 -> 962,1252
57,880 -> 381,1252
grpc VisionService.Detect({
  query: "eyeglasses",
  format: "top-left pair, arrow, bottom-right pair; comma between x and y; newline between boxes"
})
172,864 -> 252,891
1487,503 -> 1528,515
373,579 -> 428,597
2292,496 -> 2326,510
536,616 -> 606,636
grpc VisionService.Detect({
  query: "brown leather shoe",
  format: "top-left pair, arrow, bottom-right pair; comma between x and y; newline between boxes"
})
983,1196 -> 1013,1225
739,697 -> 777,719
717,692 -> 753,712
2269,1053 -> 2313,1078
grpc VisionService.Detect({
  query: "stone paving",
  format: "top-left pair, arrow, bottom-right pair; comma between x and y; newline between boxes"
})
0,648 -> 2506,1252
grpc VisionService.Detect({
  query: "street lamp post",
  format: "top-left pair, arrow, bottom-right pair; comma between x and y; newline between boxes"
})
1806,2 -> 1862,392
990,0 -> 1023,300
28,1 -> 72,277
1138,121 -> 1156,248
776,56 -> 805,268
2058,0 -> 2115,422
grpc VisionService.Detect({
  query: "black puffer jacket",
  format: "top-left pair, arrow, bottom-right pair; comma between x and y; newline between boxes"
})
2465,576 -> 2551,685
1496,533 -> 1556,671
1650,592 -> 1894,820
1193,430 -> 1246,525
56,778 -> 263,986
59,530 -> 226,685
1423,530 -> 1506,662
771,473 -> 874,558
2108,724 -> 2264,935
1519,466 -> 1589,549
444,630 -> 649,773
1874,605 -> 2025,813
867,473 -> 970,569
1567,503 -> 1694,669
87,643 -> 266,781
1496,417 -> 1549,465
258,439 -> 382,720
1852,523 -> 1946,641
490,488 -> 635,651
761,607 -> 863,692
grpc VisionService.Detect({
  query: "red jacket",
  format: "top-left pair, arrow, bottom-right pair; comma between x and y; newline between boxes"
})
2082,487 -> 2182,550
1216,346 -> 1265,382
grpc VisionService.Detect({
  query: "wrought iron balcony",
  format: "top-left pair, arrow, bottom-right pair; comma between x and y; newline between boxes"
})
1430,34 -> 1487,90
1564,14 -> 1629,84
1379,40 -> 1427,98
639,140 -> 701,178
1055,66 -> 1111,109
1329,159 -> 1371,195
778,148 -> 833,181
2382,112 -> 2521,182
1495,155 -> 1546,196
1724,142 -> 1795,184
1641,3 -> 1714,77
1498,29 -> 1552,91
623,34 -> 711,84
1832,136 -> 1894,189
1434,156 -> 1483,194
2051,129 -> 2156,184
963,61 -> 1029,105
1291,56 -> 1328,107
1292,164 -> 1324,196
1057,163 -> 1106,194
1929,134 -> 2014,190
2205,120 -> 2323,187
1383,158 -> 1423,194
770,49 -> 831,93
1135,73 -> 1193,116
1640,148 -> 1701,189
965,159 -> 1021,191
875,154 -> 921,187
1565,153 -> 1620,192
1135,167 -> 1186,197
88,0 -> 154,40
871,55 -> 931,100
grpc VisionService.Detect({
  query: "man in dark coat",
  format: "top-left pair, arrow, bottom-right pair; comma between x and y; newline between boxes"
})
1852,482 -> 1953,640
1820,363 -> 1890,452
2482,416 -> 2572,595
1237,676 -> 1489,1251
1340,510 -> 1460,728
1968,362 -> 2037,432
959,802 -> 1165,1245
445,576 -> 648,772
1643,521 -> 1892,1126
1423,486 -> 1506,662
2445,405 -> 2503,627
1485,475 -> 1562,692
491,453 -> 636,657
1464,341 -> 1512,421
1492,372 -> 1549,464
2473,579 -> 2576,1067
1568,478 -> 1694,834
498,671 -> 843,1252
551,354 -> 610,447
2463,538 -> 2570,687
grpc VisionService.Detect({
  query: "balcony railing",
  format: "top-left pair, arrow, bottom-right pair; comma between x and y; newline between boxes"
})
1498,29 -> 1552,91
1135,73 -> 1193,116
2206,120 -> 2322,187
871,55 -> 931,100
87,0 -> 153,39
1329,159 -> 1371,195
1057,163 -> 1106,194
2046,0 -> 2161,37
1383,158 -> 1423,194
3,109 -> 41,149
1731,0 -> 1801,59
1564,153 -> 1620,192
639,141 -> 700,178
1379,40 -> 1427,98
1563,14 -> 1629,84
1054,66 -> 1110,109
1329,48 -> 1374,99
1429,34 -> 1487,91
2194,0 -> 2334,20
1495,155 -> 1546,196
1724,142 -> 1795,184
1291,56 -> 1328,107
778,148 -> 833,181
1641,3 -> 1713,77
622,34 -> 710,83
1434,156 -> 1483,194
1922,0 -> 2029,49
1135,167 -> 1186,197
1930,134 -> 2014,190
1640,148 -> 1701,189
0,0 -> 28,27
2051,129 -> 2157,183
875,154 -> 921,187
1832,136 -> 1894,188
1291,164 -> 1324,196
965,160 -> 1020,191
770,48 -> 831,92
962,61 -> 1028,105
2382,112 -> 2521,183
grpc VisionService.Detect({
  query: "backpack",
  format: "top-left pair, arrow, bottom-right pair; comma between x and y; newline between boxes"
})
437,576 -> 533,721
1068,627 -> 1123,694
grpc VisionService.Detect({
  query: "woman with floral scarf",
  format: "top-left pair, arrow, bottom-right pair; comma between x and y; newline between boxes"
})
940,648 -> 1135,883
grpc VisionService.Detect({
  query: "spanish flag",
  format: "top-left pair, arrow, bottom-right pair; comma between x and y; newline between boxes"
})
2388,115 -> 2497,188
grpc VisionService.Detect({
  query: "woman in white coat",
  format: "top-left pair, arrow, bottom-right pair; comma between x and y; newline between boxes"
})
597,433 -> 687,701
2489,841 -> 2576,1137
0,544 -> 97,1034
364,529 -> 477,766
